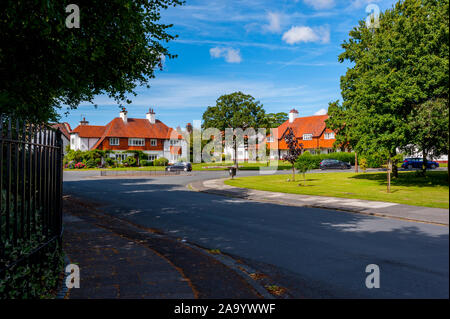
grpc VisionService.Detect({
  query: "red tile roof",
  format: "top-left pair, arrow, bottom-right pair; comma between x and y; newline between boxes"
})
51,122 -> 72,140
277,114 -> 329,139
89,118 -> 182,150
71,125 -> 106,138
267,114 -> 335,150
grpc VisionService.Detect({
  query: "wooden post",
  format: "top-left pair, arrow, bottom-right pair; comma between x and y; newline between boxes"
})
355,151 -> 358,173
387,158 -> 391,193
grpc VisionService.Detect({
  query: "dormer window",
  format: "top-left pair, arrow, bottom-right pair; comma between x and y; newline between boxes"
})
109,137 -> 119,145
302,134 -> 312,141
324,132 -> 335,140
129,138 -> 145,146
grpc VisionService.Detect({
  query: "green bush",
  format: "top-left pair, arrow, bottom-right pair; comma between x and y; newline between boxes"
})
154,157 -> 169,166
85,159 -> 96,168
105,157 -> 115,167
123,156 -> 137,167
359,158 -> 368,172
295,152 -> 356,169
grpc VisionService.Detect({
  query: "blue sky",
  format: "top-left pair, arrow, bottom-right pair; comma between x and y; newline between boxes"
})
59,0 -> 396,129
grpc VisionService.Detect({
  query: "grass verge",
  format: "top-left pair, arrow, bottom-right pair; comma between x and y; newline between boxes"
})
225,171 -> 449,209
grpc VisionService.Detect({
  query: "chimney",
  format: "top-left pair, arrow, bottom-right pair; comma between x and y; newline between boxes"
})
146,108 -> 156,124
79,117 -> 89,126
289,109 -> 299,123
186,123 -> 193,134
120,107 -> 128,123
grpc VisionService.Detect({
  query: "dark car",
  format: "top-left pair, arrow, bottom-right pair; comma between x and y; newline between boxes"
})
165,162 -> 192,172
320,159 -> 351,170
401,158 -> 439,170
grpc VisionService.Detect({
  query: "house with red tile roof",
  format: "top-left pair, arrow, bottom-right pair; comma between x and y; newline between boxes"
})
50,122 -> 72,154
69,108 -> 187,163
267,109 -> 339,159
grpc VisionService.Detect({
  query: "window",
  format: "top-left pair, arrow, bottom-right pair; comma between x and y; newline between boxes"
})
109,137 -> 119,146
151,139 -> 157,146
129,138 -> 145,146
170,139 -> 179,146
324,132 -> 335,140
148,154 -> 157,161
267,137 -> 274,143
302,134 -> 313,141
115,153 -> 127,161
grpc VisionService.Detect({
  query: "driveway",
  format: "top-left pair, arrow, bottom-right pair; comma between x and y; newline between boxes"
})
63,170 -> 449,298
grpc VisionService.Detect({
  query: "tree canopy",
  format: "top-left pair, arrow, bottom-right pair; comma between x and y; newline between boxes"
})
327,0 -> 449,161
0,0 -> 183,122
202,92 -> 266,130
265,112 -> 288,128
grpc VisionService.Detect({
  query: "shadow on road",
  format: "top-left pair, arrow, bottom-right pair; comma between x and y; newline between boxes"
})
63,177 -> 449,298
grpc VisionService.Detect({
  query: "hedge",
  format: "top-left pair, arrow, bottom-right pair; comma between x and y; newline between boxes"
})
295,152 -> 356,169
154,157 -> 169,166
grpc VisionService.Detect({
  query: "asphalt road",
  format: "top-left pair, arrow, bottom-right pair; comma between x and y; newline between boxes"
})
63,170 -> 449,298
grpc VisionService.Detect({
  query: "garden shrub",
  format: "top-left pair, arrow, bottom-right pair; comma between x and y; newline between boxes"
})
85,159 -> 96,168
154,157 -> 169,166
105,157 -> 115,167
74,162 -> 85,169
294,152 -> 356,169
123,156 -> 137,167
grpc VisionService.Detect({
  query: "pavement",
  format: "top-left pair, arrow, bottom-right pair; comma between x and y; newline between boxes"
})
62,194 -> 263,299
62,170 -> 449,298
190,178 -> 449,226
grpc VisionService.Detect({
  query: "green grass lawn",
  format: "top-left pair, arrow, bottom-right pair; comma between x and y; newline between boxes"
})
192,161 -> 292,171
64,166 -> 166,171
225,171 -> 449,209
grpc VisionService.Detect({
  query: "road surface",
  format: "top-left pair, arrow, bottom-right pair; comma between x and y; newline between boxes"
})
63,170 -> 449,298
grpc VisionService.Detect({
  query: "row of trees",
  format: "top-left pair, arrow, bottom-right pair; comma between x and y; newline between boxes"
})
326,0 -> 449,191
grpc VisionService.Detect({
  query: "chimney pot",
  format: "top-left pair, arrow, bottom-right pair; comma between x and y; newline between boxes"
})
120,107 -> 128,123
146,108 -> 156,124
289,108 -> 299,123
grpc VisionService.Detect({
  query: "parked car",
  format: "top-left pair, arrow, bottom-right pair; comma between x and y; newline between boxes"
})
401,158 -> 439,169
165,162 -> 192,172
320,159 -> 351,170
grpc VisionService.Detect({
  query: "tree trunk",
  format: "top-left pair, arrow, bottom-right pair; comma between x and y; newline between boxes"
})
392,162 -> 398,178
292,165 -> 295,181
387,158 -> 391,193
422,149 -> 427,175
355,151 -> 358,173
234,138 -> 239,170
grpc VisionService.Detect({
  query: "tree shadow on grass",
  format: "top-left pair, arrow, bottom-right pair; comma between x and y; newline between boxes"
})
350,171 -> 449,188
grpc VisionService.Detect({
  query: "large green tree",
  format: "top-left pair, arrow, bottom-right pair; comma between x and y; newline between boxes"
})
202,92 -> 266,166
0,0 -> 182,122
405,98 -> 449,174
265,112 -> 288,128
327,0 -> 449,190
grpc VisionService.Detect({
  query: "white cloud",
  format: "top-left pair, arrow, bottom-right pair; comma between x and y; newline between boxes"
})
209,47 -> 242,63
304,0 -> 335,10
349,0 -> 381,9
314,108 -> 327,115
263,12 -> 283,33
282,25 -> 330,44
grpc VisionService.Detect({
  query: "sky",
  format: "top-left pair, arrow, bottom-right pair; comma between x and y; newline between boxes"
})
58,0 -> 397,130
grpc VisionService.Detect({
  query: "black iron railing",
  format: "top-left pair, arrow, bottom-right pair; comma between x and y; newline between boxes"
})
0,115 -> 63,274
